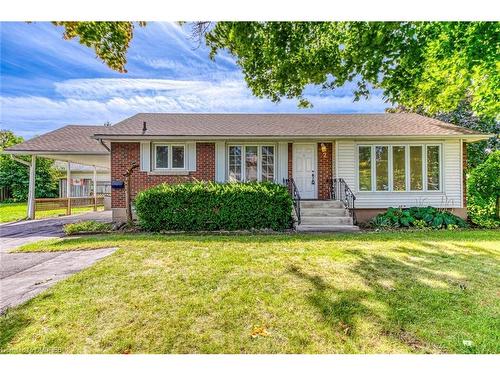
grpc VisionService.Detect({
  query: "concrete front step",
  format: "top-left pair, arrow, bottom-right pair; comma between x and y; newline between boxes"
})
296,224 -> 360,233
300,216 -> 353,225
301,208 -> 347,217
300,200 -> 344,209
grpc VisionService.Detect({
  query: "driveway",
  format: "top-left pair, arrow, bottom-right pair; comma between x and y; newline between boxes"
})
0,210 -> 111,253
0,211 -> 115,313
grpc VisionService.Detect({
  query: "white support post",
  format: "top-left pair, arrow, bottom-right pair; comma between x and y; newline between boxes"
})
66,161 -> 71,215
27,155 -> 36,220
93,165 -> 98,211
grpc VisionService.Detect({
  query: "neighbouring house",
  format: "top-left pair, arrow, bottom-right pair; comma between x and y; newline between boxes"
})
4,113 -> 491,231
53,161 -> 111,198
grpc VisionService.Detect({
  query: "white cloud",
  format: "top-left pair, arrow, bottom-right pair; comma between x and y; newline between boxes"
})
2,77 -> 388,138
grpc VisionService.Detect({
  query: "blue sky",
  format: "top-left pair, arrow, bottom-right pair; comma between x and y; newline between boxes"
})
1,22 -> 387,139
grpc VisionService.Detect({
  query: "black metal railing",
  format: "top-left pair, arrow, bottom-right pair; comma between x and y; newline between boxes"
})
329,178 -> 357,224
284,178 -> 301,224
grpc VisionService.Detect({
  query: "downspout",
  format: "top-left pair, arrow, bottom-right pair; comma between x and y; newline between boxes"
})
98,138 -> 111,152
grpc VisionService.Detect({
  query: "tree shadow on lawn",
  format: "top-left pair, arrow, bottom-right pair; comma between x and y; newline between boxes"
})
2,232 -> 498,353
288,241 -> 499,353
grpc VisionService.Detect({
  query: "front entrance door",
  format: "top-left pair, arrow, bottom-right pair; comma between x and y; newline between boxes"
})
293,143 -> 316,199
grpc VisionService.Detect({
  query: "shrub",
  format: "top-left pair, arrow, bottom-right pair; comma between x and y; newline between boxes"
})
370,206 -> 467,230
134,181 -> 294,232
64,220 -> 113,235
467,150 -> 500,228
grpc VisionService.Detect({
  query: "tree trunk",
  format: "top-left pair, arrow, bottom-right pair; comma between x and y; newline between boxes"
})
125,175 -> 132,223
123,163 -> 138,224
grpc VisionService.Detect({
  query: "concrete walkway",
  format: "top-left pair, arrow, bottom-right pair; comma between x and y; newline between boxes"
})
0,211 -> 115,313
0,248 -> 117,313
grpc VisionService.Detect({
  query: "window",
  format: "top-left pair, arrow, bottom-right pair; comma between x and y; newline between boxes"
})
228,145 -> 275,182
427,145 -> 440,191
261,146 -> 275,181
358,146 -> 372,191
392,146 -> 406,191
357,144 -> 441,192
410,146 -> 423,190
375,146 -> 389,191
154,144 -> 185,170
228,146 -> 242,182
245,146 -> 259,182
155,145 -> 169,169
172,146 -> 185,169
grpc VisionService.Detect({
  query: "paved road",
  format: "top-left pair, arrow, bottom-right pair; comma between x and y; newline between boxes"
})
0,211 -> 115,313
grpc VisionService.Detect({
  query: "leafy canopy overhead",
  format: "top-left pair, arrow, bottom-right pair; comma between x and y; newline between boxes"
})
50,21 -> 499,120
204,22 -> 499,120
52,21 -> 145,73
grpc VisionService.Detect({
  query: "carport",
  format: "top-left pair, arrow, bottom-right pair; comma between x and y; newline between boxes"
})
3,125 -> 110,219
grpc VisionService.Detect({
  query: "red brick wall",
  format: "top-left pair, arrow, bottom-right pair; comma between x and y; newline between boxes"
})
317,142 -> 333,200
288,143 -> 293,180
111,142 -> 215,208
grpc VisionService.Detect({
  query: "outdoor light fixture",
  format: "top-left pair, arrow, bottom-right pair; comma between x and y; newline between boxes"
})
320,143 -> 327,155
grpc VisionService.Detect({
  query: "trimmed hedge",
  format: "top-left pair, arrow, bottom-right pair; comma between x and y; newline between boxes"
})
134,181 -> 294,232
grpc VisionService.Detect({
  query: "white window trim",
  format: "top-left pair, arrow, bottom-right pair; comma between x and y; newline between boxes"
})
153,143 -> 186,171
226,144 -> 277,182
356,143 -> 443,193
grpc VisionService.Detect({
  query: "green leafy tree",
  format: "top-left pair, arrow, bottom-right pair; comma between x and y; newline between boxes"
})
51,21 -> 499,120
467,150 -> 500,227
51,21 -> 145,73
203,22 -> 499,120
0,130 -> 61,201
389,101 -> 499,169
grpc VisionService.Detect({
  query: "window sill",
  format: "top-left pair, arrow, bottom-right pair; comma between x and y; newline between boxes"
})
149,170 -> 190,176
356,190 -> 444,194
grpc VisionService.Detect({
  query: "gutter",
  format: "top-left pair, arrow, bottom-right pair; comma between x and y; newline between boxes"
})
91,134 -> 494,142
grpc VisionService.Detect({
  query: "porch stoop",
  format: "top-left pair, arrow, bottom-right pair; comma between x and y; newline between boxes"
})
296,200 -> 359,232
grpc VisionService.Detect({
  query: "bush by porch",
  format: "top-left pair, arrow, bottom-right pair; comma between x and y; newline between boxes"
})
134,181 -> 294,232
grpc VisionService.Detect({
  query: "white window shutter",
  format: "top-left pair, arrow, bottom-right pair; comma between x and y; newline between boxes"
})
140,142 -> 151,171
187,142 -> 197,171
215,141 -> 226,182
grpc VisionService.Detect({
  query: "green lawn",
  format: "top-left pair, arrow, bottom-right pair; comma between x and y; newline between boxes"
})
1,230 -> 499,354
0,202 -> 103,222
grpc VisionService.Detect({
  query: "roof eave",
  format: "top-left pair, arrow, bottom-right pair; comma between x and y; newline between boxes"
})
92,134 -> 494,141
2,150 -> 110,155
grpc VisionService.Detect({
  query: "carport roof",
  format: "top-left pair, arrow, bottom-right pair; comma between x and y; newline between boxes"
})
5,125 -> 109,154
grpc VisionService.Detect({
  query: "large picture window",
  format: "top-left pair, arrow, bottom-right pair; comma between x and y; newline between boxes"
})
357,144 -> 441,192
153,144 -> 185,170
228,145 -> 275,182
392,146 -> 406,191
358,146 -> 372,191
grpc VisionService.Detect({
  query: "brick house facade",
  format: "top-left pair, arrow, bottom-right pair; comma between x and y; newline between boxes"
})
111,142 -> 215,208
112,141 -> 335,209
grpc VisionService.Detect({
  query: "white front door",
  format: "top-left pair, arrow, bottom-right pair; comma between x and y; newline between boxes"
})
293,143 -> 316,199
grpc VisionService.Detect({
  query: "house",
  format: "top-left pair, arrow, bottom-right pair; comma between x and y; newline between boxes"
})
5,113 -> 491,230
53,161 -> 111,198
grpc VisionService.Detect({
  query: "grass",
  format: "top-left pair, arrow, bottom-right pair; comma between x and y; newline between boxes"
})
0,202 -> 104,223
64,220 -> 113,235
1,230 -> 499,354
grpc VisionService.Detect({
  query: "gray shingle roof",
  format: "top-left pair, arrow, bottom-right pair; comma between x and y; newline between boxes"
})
93,113 -> 487,138
5,125 -> 109,154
